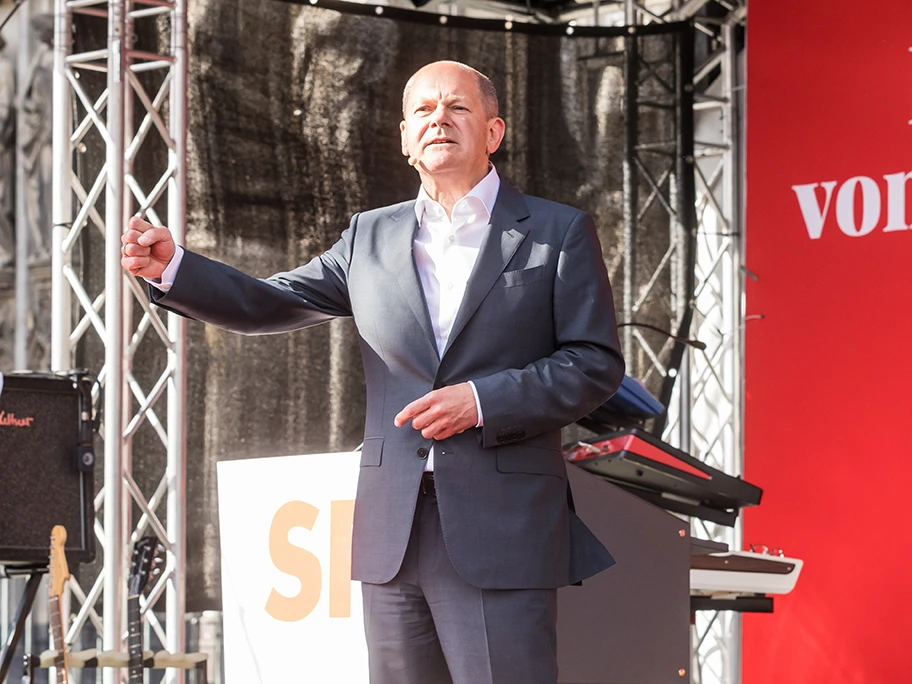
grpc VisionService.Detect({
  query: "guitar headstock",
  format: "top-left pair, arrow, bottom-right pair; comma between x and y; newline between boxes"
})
49,525 -> 70,599
128,536 -> 162,597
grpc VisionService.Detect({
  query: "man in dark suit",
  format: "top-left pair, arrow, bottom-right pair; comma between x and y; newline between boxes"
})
122,60 -> 625,684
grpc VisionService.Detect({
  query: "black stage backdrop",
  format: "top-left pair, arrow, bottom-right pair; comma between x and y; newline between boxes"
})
69,1 -> 682,610
183,1 -> 681,609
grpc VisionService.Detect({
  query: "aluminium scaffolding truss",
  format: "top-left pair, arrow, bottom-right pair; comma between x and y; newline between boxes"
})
620,14 -> 697,415
50,0 -> 188,682
642,4 -> 746,684
591,2 -> 748,684
683,13 -> 746,684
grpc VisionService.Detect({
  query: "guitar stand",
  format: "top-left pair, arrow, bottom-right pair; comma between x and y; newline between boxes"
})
0,564 -> 47,684
22,649 -> 208,683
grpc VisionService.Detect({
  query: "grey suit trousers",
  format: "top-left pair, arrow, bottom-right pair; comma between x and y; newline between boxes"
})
362,483 -> 558,684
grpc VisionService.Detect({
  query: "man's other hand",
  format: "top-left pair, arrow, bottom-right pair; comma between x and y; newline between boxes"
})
394,383 -> 478,441
121,216 -> 176,280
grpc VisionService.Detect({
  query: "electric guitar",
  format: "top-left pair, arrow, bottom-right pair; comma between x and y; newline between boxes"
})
128,536 -> 161,684
48,525 -> 70,684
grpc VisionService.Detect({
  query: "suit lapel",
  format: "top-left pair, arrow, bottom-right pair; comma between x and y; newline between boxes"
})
442,183 -> 529,358
382,203 -> 440,360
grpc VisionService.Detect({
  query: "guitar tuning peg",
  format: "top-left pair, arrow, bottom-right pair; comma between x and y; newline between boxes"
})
151,568 -> 162,577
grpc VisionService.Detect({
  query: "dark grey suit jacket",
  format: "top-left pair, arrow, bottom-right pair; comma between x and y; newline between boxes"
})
152,182 -> 625,589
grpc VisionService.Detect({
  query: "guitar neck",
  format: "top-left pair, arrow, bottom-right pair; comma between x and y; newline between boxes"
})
128,595 -> 144,684
48,595 -> 69,684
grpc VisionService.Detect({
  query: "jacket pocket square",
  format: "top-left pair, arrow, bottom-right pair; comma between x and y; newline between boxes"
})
501,265 -> 545,287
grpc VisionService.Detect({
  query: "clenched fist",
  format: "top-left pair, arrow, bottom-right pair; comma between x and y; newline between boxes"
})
120,216 -> 176,280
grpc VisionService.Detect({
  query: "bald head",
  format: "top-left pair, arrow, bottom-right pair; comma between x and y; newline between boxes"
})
402,61 -> 499,121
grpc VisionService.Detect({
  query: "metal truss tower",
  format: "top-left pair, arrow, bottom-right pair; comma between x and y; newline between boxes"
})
601,2 -> 748,683
644,3 -> 746,684
679,9 -> 745,684
50,0 -> 188,682
569,3 -> 748,678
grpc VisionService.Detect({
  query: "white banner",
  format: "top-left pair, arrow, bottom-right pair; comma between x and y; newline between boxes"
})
217,452 -> 368,683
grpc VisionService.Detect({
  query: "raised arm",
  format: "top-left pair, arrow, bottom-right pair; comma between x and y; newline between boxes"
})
121,215 -> 357,335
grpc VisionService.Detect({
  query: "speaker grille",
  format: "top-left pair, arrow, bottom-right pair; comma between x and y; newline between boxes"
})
0,374 -> 94,565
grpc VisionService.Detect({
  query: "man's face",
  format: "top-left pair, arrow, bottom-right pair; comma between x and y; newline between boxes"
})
400,64 -> 504,179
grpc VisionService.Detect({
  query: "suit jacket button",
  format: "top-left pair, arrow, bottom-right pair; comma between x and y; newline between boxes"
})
433,382 -> 444,390
417,447 -> 429,459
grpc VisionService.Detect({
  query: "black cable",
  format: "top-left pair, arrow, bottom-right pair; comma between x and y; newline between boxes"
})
71,369 -> 103,435
0,0 -> 29,35
69,369 -> 100,472
618,321 -> 706,351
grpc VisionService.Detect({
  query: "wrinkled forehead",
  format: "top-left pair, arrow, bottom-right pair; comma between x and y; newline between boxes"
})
404,69 -> 482,108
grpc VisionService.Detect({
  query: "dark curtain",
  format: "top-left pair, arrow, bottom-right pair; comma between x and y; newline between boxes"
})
179,1 -> 680,609
58,1 -> 680,610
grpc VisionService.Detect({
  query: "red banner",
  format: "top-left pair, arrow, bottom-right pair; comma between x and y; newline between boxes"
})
744,1 -> 912,681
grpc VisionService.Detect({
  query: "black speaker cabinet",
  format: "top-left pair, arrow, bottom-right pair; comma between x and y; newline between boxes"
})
0,372 -> 95,566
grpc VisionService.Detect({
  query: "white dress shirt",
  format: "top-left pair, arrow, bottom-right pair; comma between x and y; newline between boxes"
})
150,165 -> 501,471
413,165 -> 499,469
